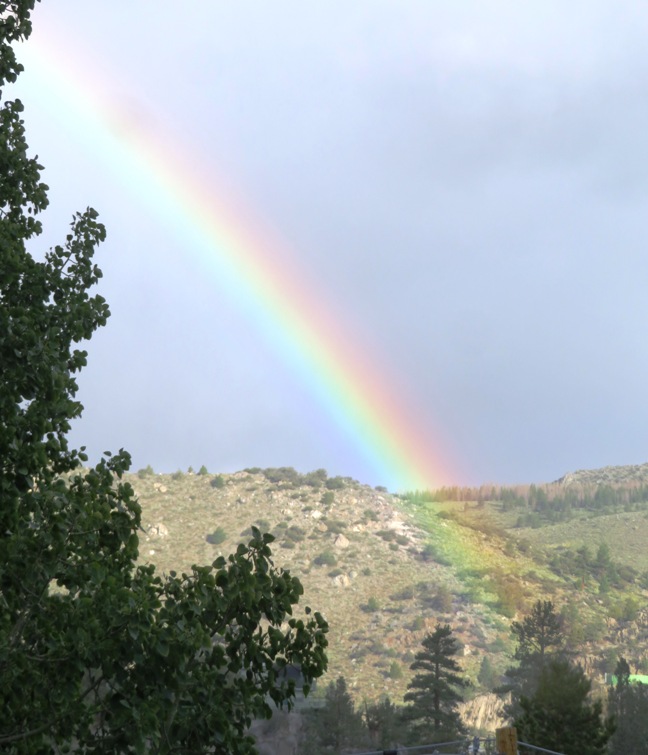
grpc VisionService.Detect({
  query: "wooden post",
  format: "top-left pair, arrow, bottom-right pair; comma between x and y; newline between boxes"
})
496,726 -> 517,755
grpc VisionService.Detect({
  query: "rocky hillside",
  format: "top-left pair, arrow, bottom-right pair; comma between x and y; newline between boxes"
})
557,461 -> 648,486
133,468 -> 505,705
130,464 -> 648,732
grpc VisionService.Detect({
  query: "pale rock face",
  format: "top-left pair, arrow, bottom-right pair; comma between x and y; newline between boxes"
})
333,533 -> 350,549
333,574 -> 350,587
459,692 -> 509,733
147,523 -> 169,539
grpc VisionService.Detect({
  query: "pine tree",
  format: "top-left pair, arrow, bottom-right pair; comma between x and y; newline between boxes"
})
403,623 -> 468,743
307,677 -> 366,753
505,600 -> 564,715
512,600 -> 564,665
514,660 -> 614,755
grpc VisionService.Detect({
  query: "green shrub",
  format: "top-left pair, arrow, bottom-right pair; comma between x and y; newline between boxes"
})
171,470 -> 184,481
197,465 -> 209,475
363,508 -> 379,522
611,597 -> 640,622
361,567 -> 372,577
303,469 -> 328,488
434,586 -> 453,613
328,568 -> 343,578
325,519 -> 346,534
517,538 -> 532,554
325,476 -> 346,490
137,464 -> 155,478
388,661 -> 403,679
285,526 -> 306,542
210,474 -> 225,489
389,543 -> 399,551
391,586 -> 415,601
321,491 -> 335,506
365,596 -> 380,612
436,510 -> 457,521
420,543 -> 451,565
395,534 -> 409,546
313,550 -> 337,567
206,527 -> 227,545
263,467 -> 302,486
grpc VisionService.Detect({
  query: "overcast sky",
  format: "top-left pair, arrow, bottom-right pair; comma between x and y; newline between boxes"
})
12,2 -> 648,490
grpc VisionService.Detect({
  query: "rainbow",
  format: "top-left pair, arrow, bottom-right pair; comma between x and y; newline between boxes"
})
15,30 -> 458,492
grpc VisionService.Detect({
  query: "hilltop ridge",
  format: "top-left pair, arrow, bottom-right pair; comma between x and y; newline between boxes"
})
556,461 -> 648,487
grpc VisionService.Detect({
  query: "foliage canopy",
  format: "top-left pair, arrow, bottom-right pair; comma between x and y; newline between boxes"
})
0,3 -> 327,752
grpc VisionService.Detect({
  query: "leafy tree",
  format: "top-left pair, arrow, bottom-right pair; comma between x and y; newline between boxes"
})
403,623 -> 468,743
0,5 -> 327,752
608,657 -> 648,755
514,660 -> 614,755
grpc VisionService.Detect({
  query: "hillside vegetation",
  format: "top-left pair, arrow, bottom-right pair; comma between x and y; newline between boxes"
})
134,463 -> 648,712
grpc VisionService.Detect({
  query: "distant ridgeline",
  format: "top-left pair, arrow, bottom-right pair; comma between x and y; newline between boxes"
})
402,463 -> 648,528
401,464 -> 648,606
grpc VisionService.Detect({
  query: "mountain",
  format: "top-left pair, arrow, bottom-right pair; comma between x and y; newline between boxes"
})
131,464 -> 648,731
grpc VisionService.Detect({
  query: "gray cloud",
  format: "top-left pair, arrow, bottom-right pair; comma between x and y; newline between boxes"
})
18,1 -> 648,487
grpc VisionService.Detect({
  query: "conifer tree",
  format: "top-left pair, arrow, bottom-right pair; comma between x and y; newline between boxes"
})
505,600 -> 564,714
403,623 -> 468,743
514,660 -> 614,755
307,677 -> 366,753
